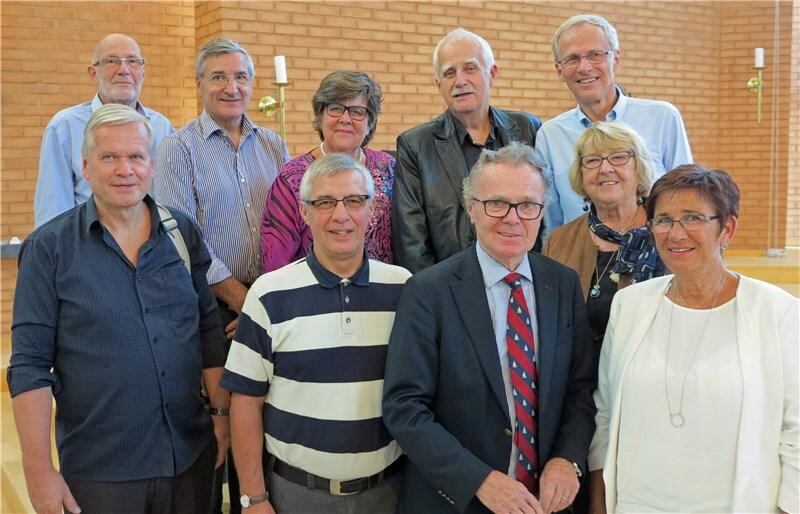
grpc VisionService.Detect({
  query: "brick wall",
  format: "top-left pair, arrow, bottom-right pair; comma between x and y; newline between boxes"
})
0,1 -> 198,342
788,0 -> 800,246
718,1 -> 794,248
1,1 -> 797,343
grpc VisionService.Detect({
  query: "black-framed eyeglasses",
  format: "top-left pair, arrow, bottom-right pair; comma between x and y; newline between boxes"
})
303,195 -> 371,212
325,103 -> 369,121
557,49 -> 614,69
580,151 -> 634,170
92,57 -> 146,68
470,198 -> 543,221
648,214 -> 721,234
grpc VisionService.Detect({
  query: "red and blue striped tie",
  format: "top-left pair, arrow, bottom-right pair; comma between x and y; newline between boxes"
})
503,272 -> 539,494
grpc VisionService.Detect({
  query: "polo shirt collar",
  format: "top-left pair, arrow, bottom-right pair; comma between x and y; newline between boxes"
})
475,241 -> 533,288
306,249 -> 371,288
576,85 -> 626,128
199,110 -> 257,141
451,109 -> 498,146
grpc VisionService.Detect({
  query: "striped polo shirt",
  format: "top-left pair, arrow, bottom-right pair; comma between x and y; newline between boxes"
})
221,251 -> 410,480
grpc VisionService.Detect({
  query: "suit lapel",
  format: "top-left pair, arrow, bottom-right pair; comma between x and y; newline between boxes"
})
433,112 -> 471,198
451,248 -> 511,424
529,254 -> 557,415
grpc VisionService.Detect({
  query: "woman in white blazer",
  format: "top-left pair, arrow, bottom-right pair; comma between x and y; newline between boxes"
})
589,164 -> 799,514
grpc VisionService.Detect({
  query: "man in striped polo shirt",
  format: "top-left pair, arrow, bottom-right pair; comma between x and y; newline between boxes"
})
222,154 -> 410,514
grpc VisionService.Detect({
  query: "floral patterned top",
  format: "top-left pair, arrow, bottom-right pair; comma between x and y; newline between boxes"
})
261,148 -> 395,272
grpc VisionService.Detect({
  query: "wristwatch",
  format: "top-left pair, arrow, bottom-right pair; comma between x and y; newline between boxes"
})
571,461 -> 583,478
240,493 -> 269,508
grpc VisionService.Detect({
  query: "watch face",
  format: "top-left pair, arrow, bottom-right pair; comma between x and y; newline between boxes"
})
240,495 -> 251,508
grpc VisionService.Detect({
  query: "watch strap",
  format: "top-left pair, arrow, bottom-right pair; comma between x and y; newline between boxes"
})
241,492 -> 269,508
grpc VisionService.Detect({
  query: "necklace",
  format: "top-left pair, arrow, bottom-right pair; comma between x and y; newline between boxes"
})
319,142 -> 366,164
663,276 -> 725,428
589,248 -> 619,299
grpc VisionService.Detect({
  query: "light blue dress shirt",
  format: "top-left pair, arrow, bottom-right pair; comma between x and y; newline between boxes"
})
34,94 -> 174,227
475,242 -> 539,476
533,87 -> 692,240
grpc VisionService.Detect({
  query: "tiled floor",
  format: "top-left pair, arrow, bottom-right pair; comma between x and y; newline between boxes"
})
2,250 -> 797,513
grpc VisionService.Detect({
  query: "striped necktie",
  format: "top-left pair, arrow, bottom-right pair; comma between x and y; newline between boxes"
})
503,272 -> 539,494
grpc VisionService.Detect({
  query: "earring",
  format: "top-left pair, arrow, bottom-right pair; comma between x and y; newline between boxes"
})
582,198 -> 590,212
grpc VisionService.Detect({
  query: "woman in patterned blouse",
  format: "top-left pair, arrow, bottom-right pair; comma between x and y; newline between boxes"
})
261,71 -> 394,271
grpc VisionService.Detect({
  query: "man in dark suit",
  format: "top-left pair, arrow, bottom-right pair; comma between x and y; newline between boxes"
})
392,28 -> 542,273
383,142 -> 595,514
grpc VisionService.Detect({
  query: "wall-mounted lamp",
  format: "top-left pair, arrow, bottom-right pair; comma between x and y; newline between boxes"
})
259,55 -> 289,140
746,48 -> 765,124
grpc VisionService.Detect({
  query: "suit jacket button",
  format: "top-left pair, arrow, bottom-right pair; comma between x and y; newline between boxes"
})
504,428 -> 513,436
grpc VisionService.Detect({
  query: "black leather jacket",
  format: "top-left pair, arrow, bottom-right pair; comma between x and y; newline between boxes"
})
392,107 -> 542,273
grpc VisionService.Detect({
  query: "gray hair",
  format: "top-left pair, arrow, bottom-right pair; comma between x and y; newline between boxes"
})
195,38 -> 255,79
462,142 -> 546,201
311,71 -> 383,147
433,28 -> 495,79
551,14 -> 620,62
299,154 -> 375,202
82,104 -> 154,159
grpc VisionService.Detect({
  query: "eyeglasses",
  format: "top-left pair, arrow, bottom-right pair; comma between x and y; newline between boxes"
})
470,198 -> 543,221
206,72 -> 251,86
558,50 -> 614,69
648,214 -> 721,234
580,151 -> 634,169
303,195 -> 371,212
325,103 -> 369,121
92,57 -> 146,68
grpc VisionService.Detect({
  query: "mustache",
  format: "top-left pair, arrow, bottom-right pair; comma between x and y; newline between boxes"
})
451,87 -> 475,97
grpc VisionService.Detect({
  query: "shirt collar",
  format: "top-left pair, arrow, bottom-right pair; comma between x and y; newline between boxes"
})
576,85 -> 625,128
305,248 -> 371,288
449,109 -> 498,145
90,93 -> 151,119
199,110 -> 257,141
83,194 -> 160,237
475,241 -> 533,288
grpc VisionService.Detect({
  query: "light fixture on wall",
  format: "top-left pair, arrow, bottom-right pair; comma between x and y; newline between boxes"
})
746,48 -> 765,124
259,55 -> 289,140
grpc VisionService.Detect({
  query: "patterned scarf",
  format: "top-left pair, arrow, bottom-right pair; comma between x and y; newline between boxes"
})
587,203 -> 664,284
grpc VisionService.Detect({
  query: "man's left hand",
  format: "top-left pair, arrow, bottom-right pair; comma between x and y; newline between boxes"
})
211,414 -> 231,469
538,457 -> 580,513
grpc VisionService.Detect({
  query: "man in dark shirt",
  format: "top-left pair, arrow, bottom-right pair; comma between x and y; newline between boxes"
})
392,28 -> 542,273
8,104 -> 229,514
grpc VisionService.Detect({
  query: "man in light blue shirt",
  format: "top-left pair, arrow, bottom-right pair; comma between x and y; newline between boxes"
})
34,33 -> 173,227
534,15 -> 692,240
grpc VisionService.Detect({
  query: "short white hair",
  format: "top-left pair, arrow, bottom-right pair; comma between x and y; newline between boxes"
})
462,142 -> 548,201
551,14 -> 620,62
82,104 -> 153,159
432,28 -> 495,79
299,154 -> 375,202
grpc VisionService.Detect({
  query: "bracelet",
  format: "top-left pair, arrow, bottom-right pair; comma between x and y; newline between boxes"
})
208,407 -> 230,416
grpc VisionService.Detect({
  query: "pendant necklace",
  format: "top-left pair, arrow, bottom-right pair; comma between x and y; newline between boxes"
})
319,142 -> 365,164
663,276 -> 724,428
589,248 -> 619,299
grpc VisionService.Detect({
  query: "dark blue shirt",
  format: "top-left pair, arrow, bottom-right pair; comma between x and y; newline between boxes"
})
8,195 -> 226,481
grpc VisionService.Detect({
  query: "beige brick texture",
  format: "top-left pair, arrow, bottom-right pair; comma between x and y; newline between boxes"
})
1,0 -> 798,343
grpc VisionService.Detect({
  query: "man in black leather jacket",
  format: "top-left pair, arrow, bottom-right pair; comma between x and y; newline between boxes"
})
392,28 -> 542,273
